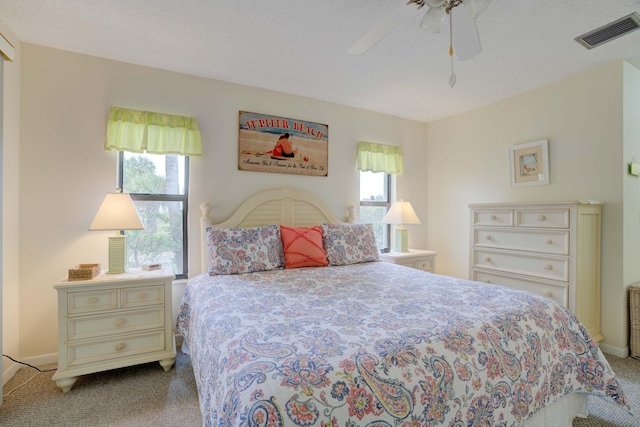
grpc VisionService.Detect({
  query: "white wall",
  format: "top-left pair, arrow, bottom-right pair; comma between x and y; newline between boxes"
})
17,43 -> 428,358
1,19 -> 20,383
426,61 -> 634,355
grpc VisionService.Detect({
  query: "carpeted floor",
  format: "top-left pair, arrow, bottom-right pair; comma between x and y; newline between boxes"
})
1,350 -> 638,426
0,348 -> 201,426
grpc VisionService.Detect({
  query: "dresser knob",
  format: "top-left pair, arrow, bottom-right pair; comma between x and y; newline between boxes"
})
485,235 -> 492,240
546,239 -> 553,245
88,297 -> 98,304
115,318 -> 125,327
484,256 -> 491,262
115,343 -> 125,351
138,293 -> 148,300
544,264 -> 553,270
543,290 -> 552,297
489,215 -> 496,221
537,215 -> 546,221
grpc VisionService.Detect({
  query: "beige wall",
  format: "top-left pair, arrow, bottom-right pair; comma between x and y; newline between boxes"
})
6,39 -> 638,361
426,61 -> 640,355
16,43 -> 428,358
1,19 -> 20,382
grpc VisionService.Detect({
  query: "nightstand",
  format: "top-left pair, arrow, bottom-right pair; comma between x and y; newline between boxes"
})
378,249 -> 437,272
52,267 -> 177,392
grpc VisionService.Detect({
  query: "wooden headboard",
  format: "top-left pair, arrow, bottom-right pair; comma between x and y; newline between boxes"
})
200,188 -> 356,273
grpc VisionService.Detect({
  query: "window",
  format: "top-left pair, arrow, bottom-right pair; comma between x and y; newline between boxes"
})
359,171 -> 390,249
119,151 -> 189,279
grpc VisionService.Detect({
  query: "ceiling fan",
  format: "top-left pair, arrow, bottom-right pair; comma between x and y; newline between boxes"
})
348,0 -> 491,86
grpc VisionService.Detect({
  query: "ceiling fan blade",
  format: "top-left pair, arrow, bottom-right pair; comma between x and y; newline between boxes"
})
451,5 -> 482,61
348,4 -> 416,55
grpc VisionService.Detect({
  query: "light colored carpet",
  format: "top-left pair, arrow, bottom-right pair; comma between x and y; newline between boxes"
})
0,348 -> 201,426
1,350 -> 637,426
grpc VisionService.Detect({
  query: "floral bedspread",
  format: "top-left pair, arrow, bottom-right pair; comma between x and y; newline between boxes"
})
177,262 -> 629,427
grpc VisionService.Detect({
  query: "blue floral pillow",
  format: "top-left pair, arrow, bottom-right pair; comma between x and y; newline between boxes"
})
207,224 -> 284,275
321,223 -> 379,266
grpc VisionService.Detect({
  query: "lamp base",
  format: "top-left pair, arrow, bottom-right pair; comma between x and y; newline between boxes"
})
107,234 -> 127,274
393,227 -> 409,253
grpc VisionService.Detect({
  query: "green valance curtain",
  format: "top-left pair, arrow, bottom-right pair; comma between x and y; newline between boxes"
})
357,141 -> 403,175
105,107 -> 202,157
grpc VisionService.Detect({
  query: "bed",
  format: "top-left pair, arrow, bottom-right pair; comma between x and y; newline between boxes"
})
178,188 -> 630,426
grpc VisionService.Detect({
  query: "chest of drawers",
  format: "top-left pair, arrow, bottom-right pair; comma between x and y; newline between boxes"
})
378,249 -> 437,272
52,267 -> 176,392
469,201 -> 602,341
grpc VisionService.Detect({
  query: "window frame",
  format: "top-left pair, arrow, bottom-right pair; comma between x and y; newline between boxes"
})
359,171 -> 391,249
117,151 -> 189,279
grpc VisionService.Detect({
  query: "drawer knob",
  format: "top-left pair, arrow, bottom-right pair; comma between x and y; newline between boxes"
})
115,343 -> 125,352
138,293 -> 148,300
485,279 -> 491,284
485,235 -> 492,240
115,318 -> 125,327
546,239 -> 553,245
88,297 -> 98,304
484,256 -> 491,262
489,215 -> 496,221
544,264 -> 553,270
537,215 -> 546,221
543,290 -> 552,297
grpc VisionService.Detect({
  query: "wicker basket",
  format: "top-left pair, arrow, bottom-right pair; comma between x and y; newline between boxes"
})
630,286 -> 640,359
68,264 -> 101,281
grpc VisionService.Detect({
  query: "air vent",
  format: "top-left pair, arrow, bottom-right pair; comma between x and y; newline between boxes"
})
575,12 -> 640,50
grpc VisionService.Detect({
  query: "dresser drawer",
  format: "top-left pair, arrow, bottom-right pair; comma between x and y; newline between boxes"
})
515,208 -> 570,229
68,330 -> 166,367
472,209 -> 512,227
473,249 -> 569,282
121,285 -> 164,308
473,270 -> 568,307
473,228 -> 569,255
67,289 -> 118,314
68,307 -> 165,341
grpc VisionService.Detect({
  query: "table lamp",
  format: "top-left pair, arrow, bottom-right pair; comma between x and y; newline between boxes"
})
89,190 -> 144,274
382,200 -> 421,253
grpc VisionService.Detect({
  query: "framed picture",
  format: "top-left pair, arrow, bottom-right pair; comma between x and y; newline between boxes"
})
238,111 -> 328,177
509,139 -> 549,187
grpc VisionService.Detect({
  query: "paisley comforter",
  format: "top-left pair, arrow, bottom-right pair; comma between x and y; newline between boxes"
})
177,261 -> 629,426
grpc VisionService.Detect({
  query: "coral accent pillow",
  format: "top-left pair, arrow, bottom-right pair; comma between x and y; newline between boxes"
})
280,225 -> 329,268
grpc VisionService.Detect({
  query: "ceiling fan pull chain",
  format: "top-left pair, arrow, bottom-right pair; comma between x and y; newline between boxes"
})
449,7 -> 457,87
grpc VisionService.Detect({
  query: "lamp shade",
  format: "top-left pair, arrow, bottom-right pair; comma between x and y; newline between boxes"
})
89,192 -> 144,231
382,201 -> 421,225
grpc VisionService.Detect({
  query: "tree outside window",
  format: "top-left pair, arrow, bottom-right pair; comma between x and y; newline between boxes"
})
119,152 -> 188,279
359,171 -> 390,249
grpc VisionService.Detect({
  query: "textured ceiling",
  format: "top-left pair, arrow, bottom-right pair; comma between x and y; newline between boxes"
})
1,0 -> 640,123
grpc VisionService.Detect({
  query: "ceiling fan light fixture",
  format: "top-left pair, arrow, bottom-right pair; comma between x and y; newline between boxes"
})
425,0 -> 446,8
419,6 -> 446,32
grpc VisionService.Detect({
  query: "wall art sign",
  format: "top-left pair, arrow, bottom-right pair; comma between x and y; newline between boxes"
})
509,139 -> 549,187
238,111 -> 328,176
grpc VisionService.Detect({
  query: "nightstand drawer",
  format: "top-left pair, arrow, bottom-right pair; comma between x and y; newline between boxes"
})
68,330 -> 166,367
121,285 -> 164,308
397,258 -> 434,272
68,307 -> 165,341
68,289 -> 118,314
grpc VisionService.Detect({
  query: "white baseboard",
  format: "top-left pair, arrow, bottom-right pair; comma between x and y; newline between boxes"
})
2,353 -> 58,386
598,342 -> 629,358
2,362 -> 21,386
